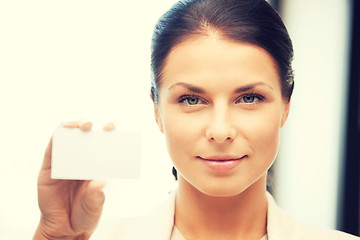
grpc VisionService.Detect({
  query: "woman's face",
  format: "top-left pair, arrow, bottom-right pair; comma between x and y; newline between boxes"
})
154,35 -> 290,197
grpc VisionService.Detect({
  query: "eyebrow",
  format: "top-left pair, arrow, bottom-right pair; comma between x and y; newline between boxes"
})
168,82 -> 205,93
168,82 -> 273,93
234,82 -> 273,93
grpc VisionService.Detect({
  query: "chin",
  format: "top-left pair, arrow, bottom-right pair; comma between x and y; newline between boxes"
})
179,172 -> 266,198
195,182 -> 250,198
202,190 -> 241,198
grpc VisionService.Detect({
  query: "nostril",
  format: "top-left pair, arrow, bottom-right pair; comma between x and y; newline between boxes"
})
208,136 -> 234,143
206,125 -> 236,143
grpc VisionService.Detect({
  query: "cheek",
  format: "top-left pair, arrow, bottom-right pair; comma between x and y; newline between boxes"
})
162,108 -> 203,159
242,110 -> 281,161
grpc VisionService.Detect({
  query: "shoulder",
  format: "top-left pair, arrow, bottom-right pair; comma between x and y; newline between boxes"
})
93,191 -> 359,240
266,192 -> 359,240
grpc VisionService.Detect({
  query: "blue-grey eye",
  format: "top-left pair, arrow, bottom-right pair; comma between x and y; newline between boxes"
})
186,97 -> 199,105
236,94 -> 263,104
243,95 -> 257,103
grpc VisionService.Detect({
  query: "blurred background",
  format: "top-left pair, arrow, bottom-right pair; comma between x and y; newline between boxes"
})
0,0 -> 358,238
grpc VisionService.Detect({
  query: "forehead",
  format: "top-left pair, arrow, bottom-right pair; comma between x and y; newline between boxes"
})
161,35 -> 281,91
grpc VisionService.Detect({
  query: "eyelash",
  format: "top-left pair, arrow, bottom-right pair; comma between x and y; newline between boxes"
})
178,92 -> 265,106
235,92 -> 265,104
178,95 -> 207,105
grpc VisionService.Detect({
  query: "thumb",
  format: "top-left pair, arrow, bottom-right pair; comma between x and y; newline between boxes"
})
85,180 -> 106,210
72,180 -> 106,234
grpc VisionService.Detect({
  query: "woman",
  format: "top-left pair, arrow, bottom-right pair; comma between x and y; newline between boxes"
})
33,0 -> 359,239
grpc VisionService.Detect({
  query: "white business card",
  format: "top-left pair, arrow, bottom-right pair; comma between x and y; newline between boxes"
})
51,128 -> 142,180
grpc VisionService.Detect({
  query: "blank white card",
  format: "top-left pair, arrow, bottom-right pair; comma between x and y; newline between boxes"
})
51,128 -> 142,180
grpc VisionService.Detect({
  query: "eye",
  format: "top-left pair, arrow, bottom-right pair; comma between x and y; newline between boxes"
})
178,95 -> 207,105
236,93 -> 264,104
243,95 -> 258,103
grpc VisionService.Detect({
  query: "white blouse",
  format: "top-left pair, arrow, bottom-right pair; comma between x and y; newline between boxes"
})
90,191 -> 359,240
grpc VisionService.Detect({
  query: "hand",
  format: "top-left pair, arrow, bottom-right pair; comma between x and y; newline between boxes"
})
33,121 -> 115,240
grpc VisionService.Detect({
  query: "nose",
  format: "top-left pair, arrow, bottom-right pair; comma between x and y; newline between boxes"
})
205,106 -> 236,144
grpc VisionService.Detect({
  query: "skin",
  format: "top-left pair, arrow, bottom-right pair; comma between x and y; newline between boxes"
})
34,34 -> 290,240
33,121 -> 113,240
153,34 -> 290,239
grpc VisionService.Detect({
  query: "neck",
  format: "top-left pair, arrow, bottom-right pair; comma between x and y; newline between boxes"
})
175,176 -> 268,240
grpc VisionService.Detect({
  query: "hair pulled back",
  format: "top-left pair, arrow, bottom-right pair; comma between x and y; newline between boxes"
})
150,0 -> 294,105
150,0 -> 294,180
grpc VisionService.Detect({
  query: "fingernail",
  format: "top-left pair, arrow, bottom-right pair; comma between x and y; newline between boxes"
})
82,122 -> 93,130
103,122 -> 115,131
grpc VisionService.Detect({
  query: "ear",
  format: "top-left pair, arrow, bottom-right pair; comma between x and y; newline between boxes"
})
280,99 -> 291,128
150,92 -> 164,133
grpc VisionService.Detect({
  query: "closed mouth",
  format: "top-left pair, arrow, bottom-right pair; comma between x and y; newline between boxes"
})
197,155 -> 247,161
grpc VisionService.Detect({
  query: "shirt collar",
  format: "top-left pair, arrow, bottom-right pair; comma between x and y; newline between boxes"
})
127,190 -> 294,240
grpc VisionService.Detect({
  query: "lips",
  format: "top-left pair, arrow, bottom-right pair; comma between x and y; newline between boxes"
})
198,155 -> 247,170
199,155 -> 246,161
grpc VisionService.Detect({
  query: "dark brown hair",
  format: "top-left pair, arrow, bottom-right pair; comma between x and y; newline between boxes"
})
151,0 -> 294,104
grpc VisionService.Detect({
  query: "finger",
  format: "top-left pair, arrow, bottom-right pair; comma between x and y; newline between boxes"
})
61,121 -> 80,128
103,122 -> 115,131
78,119 -> 93,131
